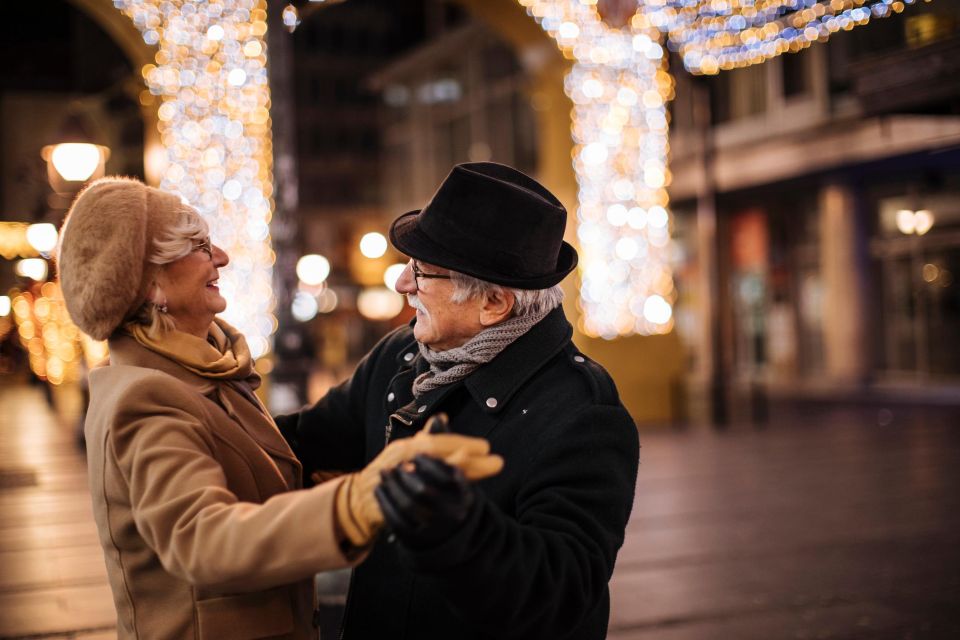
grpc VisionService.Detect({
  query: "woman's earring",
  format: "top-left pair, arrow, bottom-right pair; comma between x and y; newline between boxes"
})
151,287 -> 168,314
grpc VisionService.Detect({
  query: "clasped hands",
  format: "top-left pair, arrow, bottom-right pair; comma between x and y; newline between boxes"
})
335,414 -> 502,549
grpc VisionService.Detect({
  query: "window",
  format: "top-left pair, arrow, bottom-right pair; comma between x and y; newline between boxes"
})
874,191 -> 960,378
711,64 -> 767,123
782,50 -> 810,98
379,25 -> 538,212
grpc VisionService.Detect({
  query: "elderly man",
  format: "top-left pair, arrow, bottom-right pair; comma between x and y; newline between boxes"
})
275,162 -> 639,639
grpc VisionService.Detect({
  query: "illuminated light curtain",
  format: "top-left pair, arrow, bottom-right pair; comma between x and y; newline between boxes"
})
519,0 -> 676,338
114,0 -> 276,357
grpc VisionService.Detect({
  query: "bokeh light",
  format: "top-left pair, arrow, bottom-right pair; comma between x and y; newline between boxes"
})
357,287 -> 404,320
26,224 -> 58,255
296,254 -> 331,285
291,291 -> 319,322
359,232 -> 388,259
16,259 -> 48,282
383,263 -> 407,290
115,0 -> 275,355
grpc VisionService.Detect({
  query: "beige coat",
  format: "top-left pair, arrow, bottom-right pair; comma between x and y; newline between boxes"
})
85,335 -> 358,639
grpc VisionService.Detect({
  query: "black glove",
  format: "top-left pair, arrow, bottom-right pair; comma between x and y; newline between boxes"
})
375,454 -> 476,549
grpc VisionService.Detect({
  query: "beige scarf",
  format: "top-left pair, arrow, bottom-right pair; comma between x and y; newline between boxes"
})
128,318 -> 253,380
127,318 -> 272,422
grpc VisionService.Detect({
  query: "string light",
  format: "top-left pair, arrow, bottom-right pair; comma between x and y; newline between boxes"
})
114,0 -> 276,358
9,283 -> 105,386
650,0 -> 918,74
518,0 -> 676,337
0,222 -> 40,260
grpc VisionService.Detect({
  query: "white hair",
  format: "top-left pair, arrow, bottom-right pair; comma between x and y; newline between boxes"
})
449,271 -> 564,318
128,210 -> 209,337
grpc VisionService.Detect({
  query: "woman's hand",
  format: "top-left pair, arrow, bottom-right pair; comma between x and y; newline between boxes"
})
334,414 -> 503,548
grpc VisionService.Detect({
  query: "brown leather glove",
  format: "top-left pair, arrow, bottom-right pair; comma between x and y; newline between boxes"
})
334,414 -> 503,548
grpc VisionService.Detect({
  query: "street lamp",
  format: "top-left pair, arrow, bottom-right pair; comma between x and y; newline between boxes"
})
895,209 -> 935,236
41,112 -> 110,194
48,144 -> 102,182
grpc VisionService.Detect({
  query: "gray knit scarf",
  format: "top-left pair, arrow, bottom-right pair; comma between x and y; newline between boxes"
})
412,304 -> 556,398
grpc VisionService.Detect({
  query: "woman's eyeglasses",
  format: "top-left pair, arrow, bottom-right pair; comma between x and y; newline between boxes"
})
194,238 -> 213,259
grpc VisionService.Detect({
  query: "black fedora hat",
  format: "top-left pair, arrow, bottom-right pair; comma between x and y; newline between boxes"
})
389,162 -> 578,289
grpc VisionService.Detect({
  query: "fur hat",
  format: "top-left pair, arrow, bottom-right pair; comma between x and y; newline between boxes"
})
58,177 -> 186,340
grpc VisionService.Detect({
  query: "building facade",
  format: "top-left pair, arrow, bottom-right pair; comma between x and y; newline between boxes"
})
667,0 -> 960,420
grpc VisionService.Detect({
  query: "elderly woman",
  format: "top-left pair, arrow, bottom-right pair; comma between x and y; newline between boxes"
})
57,177 -> 501,640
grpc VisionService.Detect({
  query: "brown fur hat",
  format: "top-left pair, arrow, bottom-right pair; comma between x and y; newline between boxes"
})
57,177 -> 185,340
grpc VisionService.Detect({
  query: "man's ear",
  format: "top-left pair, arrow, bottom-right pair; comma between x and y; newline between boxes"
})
479,288 -> 515,327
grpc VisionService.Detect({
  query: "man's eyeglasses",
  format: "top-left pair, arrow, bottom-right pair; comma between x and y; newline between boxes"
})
194,238 -> 213,259
410,261 -> 451,288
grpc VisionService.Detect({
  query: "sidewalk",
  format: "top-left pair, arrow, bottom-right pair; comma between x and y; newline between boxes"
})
610,405 -> 960,639
1,382 -> 958,639
0,382 -> 114,639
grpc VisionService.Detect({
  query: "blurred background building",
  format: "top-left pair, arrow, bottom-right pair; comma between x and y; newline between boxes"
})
0,1 -> 144,409
667,0 -> 960,421
0,0 -> 958,426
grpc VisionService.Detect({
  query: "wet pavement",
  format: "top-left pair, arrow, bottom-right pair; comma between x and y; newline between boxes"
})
0,382 -> 113,639
610,405 -> 960,640
1,381 -> 958,639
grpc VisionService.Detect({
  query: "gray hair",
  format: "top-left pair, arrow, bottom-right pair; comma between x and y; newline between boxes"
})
449,271 -> 564,318
127,209 -> 209,338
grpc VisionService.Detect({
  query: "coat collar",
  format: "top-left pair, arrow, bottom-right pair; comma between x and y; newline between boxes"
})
394,307 -> 572,420
463,306 -> 571,413
108,333 -> 215,392
106,333 -> 300,470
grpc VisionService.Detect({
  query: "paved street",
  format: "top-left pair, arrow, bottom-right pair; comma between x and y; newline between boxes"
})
1,381 -> 958,639
0,382 -> 114,640
610,404 -> 960,640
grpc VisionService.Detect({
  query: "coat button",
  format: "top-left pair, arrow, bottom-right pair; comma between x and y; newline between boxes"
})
387,392 -> 395,402
573,355 -> 585,363
403,353 -> 414,362
486,397 -> 498,408
418,405 -> 427,413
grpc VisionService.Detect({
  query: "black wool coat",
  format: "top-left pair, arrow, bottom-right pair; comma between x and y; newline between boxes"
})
275,308 -> 639,640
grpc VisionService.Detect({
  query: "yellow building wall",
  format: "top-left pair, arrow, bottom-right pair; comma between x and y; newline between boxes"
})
457,0 -> 685,424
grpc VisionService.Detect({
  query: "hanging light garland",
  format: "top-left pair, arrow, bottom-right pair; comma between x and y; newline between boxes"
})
113,0 -> 276,357
649,0 -> 918,74
518,0 -> 676,338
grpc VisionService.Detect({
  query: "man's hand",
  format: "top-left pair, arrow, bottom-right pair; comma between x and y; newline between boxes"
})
334,415 -> 502,549
375,454 -> 477,549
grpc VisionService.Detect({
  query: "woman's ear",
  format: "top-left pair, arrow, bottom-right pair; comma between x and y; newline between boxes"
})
146,282 -> 164,305
479,288 -> 515,327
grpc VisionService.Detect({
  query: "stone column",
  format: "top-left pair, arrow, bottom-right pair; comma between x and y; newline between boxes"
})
820,183 -> 870,383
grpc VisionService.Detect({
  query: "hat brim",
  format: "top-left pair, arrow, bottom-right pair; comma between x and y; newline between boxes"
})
389,210 -> 578,290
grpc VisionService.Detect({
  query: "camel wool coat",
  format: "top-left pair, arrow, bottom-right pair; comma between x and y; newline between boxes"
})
84,334 -> 359,639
